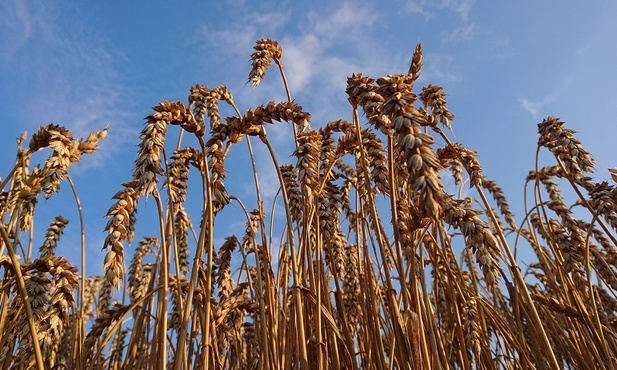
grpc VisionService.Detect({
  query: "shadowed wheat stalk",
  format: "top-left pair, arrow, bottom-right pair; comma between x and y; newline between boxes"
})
1,39 -> 617,370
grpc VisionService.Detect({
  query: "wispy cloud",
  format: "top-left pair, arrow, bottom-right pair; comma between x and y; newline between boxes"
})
404,0 -> 434,20
197,1 -> 382,96
439,0 -> 475,22
519,95 -> 554,118
0,2 -> 137,171
422,54 -> 462,83
281,33 -> 321,93
196,10 -> 290,59
309,1 -> 378,37
195,1 -> 390,124
441,23 -> 477,43
405,0 -> 475,21
0,0 -> 39,60
280,1 -> 389,119
489,37 -> 512,60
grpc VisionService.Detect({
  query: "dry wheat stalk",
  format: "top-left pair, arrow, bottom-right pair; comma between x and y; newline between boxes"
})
4,38 -> 617,370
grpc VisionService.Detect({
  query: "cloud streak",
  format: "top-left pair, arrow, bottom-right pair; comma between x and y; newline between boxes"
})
422,54 -> 462,83
441,23 -> 477,43
519,95 -> 554,118
0,0 -> 38,60
405,0 -> 475,21
196,9 -> 290,59
0,1 -> 137,171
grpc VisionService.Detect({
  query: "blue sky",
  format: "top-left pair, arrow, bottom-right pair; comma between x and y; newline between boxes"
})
1,0 -> 616,274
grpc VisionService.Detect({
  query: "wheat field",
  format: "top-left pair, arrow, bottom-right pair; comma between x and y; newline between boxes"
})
1,39 -> 617,369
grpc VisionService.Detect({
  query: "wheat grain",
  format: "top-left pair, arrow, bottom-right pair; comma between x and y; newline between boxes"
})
103,181 -> 139,288
346,74 -> 392,135
39,216 -> 69,258
38,125 -> 73,199
463,298 -> 481,359
216,236 -> 238,301
294,131 -> 322,198
407,42 -> 423,83
482,179 -> 517,229
280,164 -> 303,224
419,84 -> 454,130
189,84 -> 210,125
174,209 -> 191,276
248,39 -> 283,87
128,237 -> 156,302
538,116 -> 594,184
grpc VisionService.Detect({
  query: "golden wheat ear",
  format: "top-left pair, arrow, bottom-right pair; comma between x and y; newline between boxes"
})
6,36 -> 617,369
248,38 -> 283,87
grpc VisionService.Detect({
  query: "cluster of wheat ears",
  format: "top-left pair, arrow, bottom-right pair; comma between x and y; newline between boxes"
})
1,39 -> 617,370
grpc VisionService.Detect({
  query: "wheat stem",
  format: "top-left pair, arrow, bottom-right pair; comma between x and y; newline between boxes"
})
0,223 -> 45,370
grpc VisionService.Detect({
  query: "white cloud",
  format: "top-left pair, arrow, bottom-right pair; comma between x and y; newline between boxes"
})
520,98 -> 539,117
282,34 -> 321,93
405,0 -> 475,21
196,10 -> 290,58
195,1 -> 392,126
0,0 -> 37,60
405,0 -> 478,52
489,37 -> 512,60
0,2 -> 137,170
280,2 -> 393,122
441,23 -> 477,43
310,1 -> 378,37
256,2 -> 381,95
199,24 -> 258,57
439,0 -> 475,22
405,0 -> 434,20
422,54 -> 462,83
519,95 -> 554,118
